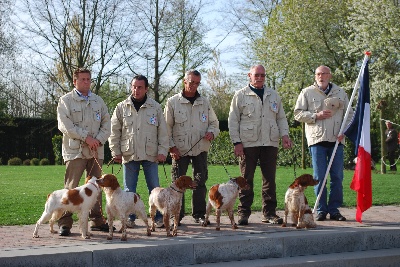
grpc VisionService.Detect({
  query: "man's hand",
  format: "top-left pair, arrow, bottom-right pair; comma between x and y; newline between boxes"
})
113,154 -> 122,163
169,146 -> 181,160
316,109 -> 332,120
85,136 -> 100,150
234,143 -> 244,157
157,154 -> 166,162
282,135 -> 293,149
203,132 -> 214,141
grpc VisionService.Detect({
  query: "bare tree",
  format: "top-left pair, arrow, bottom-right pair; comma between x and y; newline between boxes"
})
126,0 -> 212,103
15,0 -> 136,104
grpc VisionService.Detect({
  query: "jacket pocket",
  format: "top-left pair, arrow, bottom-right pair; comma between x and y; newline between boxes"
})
310,121 -> 323,138
174,133 -> 187,150
269,121 -> 280,142
121,138 -> 134,156
145,134 -> 158,157
71,105 -> 83,123
69,139 -> 81,150
198,111 -> 209,123
242,103 -> 255,118
311,98 -> 322,113
146,110 -> 159,127
175,111 -> 187,126
239,123 -> 258,142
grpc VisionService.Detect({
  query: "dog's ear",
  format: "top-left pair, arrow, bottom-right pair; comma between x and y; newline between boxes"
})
236,176 -> 248,188
109,174 -> 120,190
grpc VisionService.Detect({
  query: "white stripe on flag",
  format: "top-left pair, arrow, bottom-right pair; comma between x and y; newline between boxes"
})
359,103 -> 371,154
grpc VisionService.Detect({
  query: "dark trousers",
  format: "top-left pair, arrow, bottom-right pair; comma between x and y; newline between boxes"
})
239,146 -> 278,218
171,152 -> 208,219
387,150 -> 397,171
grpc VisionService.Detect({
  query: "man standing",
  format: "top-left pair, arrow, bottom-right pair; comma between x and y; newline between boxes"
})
109,75 -> 169,228
385,121 -> 398,171
294,65 -> 353,221
164,69 -> 219,226
57,68 -> 111,236
228,64 -> 292,226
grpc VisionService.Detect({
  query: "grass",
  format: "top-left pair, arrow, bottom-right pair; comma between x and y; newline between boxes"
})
0,164 -> 398,226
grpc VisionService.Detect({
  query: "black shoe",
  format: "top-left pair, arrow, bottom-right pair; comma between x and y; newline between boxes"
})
330,213 -> 346,221
90,223 -> 116,232
59,226 -> 71,236
238,216 -> 249,225
316,213 -> 327,221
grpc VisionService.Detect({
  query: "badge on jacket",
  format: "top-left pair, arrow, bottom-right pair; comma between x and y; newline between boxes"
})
96,112 -> 101,121
271,101 -> 278,112
150,115 -> 157,125
201,113 -> 208,122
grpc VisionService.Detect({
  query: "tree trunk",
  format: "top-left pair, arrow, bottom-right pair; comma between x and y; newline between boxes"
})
380,109 -> 386,174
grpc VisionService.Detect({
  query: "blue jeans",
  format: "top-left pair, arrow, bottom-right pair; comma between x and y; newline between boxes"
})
310,144 -> 344,216
123,160 -> 162,221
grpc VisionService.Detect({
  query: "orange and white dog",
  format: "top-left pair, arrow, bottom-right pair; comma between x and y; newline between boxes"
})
149,175 -> 196,237
203,176 -> 249,231
33,176 -> 101,239
282,174 -> 318,229
96,174 -> 151,241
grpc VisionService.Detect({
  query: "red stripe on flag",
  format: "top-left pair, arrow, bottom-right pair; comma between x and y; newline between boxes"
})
350,146 -> 372,223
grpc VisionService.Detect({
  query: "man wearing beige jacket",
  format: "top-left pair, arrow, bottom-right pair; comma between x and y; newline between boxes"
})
164,69 -> 219,226
229,64 -> 292,226
57,68 -> 111,236
109,74 -> 169,228
294,65 -> 353,222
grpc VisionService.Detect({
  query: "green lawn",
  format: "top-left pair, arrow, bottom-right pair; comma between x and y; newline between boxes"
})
0,164 -> 398,226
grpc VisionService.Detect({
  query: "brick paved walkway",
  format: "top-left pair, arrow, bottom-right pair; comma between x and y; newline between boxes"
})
1,206 -> 399,250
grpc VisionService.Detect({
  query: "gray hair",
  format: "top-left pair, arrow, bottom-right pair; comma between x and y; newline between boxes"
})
184,69 -> 201,80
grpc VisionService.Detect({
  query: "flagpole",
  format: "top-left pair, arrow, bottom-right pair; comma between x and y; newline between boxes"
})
313,52 -> 371,214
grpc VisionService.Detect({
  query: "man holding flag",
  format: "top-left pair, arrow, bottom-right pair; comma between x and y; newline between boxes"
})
344,54 -> 372,222
294,65 -> 353,222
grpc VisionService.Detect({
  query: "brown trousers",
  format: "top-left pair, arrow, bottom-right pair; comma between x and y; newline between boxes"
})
58,158 -> 106,228
238,146 -> 278,218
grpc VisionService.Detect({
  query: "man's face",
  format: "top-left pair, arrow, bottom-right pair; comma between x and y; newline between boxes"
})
183,74 -> 201,95
315,66 -> 332,89
386,122 -> 392,129
131,79 -> 148,101
248,66 -> 266,89
73,72 -> 91,94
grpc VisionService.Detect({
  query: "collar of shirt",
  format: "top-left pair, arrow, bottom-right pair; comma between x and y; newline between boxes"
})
316,83 -> 332,95
75,88 -> 92,101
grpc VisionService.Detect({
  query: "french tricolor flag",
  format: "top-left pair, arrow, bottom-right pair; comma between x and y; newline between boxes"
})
344,54 -> 372,223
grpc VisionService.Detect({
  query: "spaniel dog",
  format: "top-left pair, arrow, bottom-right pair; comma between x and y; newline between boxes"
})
149,175 -> 196,237
282,174 -> 318,229
96,174 -> 151,241
33,176 -> 101,239
202,176 -> 249,231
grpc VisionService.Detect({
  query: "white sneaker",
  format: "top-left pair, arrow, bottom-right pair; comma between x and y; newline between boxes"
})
126,220 -> 136,228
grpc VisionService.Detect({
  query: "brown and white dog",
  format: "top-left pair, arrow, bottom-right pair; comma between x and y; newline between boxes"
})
149,175 -> 196,237
282,174 -> 318,229
33,176 -> 101,239
96,174 -> 151,241
202,176 -> 249,231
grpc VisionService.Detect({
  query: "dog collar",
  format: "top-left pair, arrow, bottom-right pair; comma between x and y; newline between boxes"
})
169,185 -> 184,194
88,182 -> 100,191
228,179 -> 240,190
